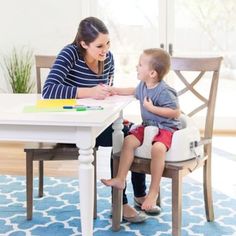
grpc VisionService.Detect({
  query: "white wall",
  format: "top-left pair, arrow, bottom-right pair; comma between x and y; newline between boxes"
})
0,0 -> 85,92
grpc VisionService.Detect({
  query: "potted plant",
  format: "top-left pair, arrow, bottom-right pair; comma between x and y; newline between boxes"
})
1,47 -> 34,93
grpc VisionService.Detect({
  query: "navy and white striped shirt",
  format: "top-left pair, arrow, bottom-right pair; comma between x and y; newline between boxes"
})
42,44 -> 114,99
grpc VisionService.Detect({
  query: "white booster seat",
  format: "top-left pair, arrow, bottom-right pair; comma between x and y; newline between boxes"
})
134,114 -> 204,162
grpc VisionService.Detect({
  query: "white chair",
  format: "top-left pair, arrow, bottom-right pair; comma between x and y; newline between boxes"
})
134,114 -> 203,163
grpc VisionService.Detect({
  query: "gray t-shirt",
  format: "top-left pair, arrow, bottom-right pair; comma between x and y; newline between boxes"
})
135,80 -> 182,131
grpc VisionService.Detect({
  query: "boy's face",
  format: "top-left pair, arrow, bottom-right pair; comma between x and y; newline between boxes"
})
136,53 -> 153,81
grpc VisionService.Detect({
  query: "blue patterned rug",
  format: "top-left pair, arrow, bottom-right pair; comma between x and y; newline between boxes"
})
0,175 -> 235,236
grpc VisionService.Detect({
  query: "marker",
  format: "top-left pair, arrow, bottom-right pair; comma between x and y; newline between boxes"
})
63,106 -> 78,109
76,107 -> 86,111
100,77 -> 113,87
84,106 -> 103,110
109,76 -> 114,86
63,105 -> 103,111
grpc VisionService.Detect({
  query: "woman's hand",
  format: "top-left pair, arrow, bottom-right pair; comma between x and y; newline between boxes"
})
106,86 -> 118,96
76,85 -> 133,99
91,84 -> 111,100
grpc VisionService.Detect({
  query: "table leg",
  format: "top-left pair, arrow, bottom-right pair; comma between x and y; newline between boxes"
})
78,146 -> 94,236
112,112 -> 124,154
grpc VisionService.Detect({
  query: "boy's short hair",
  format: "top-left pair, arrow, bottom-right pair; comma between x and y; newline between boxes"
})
143,48 -> 170,81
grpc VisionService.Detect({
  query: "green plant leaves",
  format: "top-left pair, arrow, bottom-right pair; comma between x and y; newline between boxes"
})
2,47 -> 34,93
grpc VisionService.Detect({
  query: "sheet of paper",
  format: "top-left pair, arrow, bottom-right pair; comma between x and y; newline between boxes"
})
23,106 -> 69,113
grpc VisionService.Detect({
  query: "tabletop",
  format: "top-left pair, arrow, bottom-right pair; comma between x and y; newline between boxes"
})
0,94 -> 135,126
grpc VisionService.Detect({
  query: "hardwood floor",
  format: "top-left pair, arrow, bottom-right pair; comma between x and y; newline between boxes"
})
0,141 -> 79,177
1,138 -> 236,198
0,141 -> 111,178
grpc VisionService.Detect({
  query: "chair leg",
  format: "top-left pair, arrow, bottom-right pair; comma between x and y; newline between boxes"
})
38,160 -> 44,197
112,157 -> 122,231
203,159 -> 214,221
92,148 -> 97,219
172,171 -> 182,236
26,152 -> 33,220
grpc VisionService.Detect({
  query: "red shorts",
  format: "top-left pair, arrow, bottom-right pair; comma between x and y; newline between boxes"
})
129,125 -> 174,150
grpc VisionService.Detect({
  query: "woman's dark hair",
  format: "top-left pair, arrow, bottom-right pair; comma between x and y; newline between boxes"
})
72,17 -> 109,74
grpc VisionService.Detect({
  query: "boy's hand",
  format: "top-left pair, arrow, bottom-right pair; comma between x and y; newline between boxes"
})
105,86 -> 118,96
143,96 -> 154,111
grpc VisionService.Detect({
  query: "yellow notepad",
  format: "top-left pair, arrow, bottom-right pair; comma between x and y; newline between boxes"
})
36,99 -> 77,108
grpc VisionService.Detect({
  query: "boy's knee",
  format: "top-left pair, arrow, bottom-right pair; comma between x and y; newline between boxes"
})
124,135 -> 140,148
152,142 -> 167,153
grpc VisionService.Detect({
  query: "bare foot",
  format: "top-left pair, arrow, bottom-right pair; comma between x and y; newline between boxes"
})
100,178 -> 125,190
141,193 -> 158,211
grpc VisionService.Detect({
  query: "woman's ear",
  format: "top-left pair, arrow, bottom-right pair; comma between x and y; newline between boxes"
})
80,41 -> 88,49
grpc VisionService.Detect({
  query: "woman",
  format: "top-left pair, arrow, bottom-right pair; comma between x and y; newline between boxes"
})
42,16 -> 148,223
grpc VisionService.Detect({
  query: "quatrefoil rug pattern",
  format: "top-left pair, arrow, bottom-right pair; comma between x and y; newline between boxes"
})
0,175 -> 235,236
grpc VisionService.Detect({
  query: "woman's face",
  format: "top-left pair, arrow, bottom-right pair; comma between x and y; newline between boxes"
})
83,33 -> 110,61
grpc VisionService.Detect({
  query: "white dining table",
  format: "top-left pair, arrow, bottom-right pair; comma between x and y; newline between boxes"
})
0,93 -> 135,236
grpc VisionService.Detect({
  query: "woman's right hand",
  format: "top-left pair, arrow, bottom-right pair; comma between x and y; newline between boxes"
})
76,84 -> 115,99
91,84 -> 111,100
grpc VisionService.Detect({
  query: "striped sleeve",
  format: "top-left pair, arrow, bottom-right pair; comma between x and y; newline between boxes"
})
42,45 -> 78,99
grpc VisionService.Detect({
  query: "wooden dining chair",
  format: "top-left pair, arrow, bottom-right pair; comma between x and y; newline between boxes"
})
112,56 -> 223,236
24,55 -> 97,220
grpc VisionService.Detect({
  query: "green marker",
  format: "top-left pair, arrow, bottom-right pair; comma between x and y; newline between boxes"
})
76,107 -> 86,111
